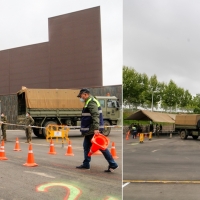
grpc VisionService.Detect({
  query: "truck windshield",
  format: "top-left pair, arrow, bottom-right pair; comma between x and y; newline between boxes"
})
98,99 -> 105,108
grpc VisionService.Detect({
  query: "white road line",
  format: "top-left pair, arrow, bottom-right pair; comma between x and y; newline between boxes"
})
129,143 -> 139,146
122,182 -> 130,188
152,149 -> 159,152
24,171 -> 55,178
148,139 -> 167,142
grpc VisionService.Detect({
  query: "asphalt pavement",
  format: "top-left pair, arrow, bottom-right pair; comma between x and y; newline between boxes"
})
0,128 -> 122,200
123,134 -> 200,200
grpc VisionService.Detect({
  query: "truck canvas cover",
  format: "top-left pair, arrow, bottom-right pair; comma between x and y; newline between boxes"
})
17,88 -> 83,109
175,114 -> 200,126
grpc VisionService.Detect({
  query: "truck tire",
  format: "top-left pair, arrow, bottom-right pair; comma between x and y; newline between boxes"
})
33,128 -> 43,138
102,120 -> 111,136
197,120 -> 200,128
42,121 -> 57,138
180,130 -> 188,140
192,135 -> 199,140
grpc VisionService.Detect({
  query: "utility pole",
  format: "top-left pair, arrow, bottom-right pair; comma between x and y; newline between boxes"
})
151,91 -> 154,112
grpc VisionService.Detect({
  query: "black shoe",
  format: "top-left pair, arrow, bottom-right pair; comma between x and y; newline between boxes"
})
76,165 -> 90,170
104,165 -> 118,172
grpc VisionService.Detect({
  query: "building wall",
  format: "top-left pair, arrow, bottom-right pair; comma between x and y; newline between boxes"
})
0,95 -> 18,129
0,6 -> 102,95
88,85 -> 122,105
48,7 -> 102,89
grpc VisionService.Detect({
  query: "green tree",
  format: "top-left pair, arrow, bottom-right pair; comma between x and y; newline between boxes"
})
179,89 -> 192,110
123,66 -> 148,108
143,75 -> 165,109
192,94 -> 200,113
162,80 -> 178,111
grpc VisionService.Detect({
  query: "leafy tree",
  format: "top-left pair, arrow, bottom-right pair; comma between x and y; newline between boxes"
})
192,94 -> 200,113
162,80 -> 178,111
123,66 -> 148,108
179,89 -> 192,110
123,66 -> 196,113
143,75 -> 166,109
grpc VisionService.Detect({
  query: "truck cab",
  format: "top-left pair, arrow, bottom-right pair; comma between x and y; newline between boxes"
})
96,96 -> 120,135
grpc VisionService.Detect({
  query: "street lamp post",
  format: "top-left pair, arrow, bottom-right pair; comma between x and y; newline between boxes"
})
151,91 -> 160,112
151,91 -> 154,112
151,92 -> 153,112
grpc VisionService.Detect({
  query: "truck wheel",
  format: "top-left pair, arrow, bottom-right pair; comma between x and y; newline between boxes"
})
33,128 -> 43,138
103,120 -> 111,136
197,120 -> 200,128
192,136 -> 199,140
180,130 -> 188,140
42,121 -> 57,138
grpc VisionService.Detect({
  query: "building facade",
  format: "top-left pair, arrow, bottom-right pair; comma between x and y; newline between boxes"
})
0,7 -> 102,95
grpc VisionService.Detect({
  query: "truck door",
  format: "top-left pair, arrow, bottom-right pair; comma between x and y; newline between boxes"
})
106,99 -> 120,119
98,99 -> 106,116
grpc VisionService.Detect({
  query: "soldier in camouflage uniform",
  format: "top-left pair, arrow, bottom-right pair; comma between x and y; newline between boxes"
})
1,113 -> 7,141
25,112 -> 34,143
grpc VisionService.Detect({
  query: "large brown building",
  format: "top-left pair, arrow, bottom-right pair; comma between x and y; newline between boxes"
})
0,6 -> 102,95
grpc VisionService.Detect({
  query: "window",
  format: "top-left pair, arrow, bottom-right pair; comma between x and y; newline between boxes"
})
98,99 -> 105,108
107,100 -> 114,108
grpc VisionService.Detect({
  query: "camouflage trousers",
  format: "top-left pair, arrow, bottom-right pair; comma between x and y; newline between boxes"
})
1,126 -> 7,140
25,127 -> 32,142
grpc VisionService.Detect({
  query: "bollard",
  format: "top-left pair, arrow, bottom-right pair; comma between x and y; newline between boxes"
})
149,132 -> 152,140
139,133 -> 144,143
169,132 -> 172,139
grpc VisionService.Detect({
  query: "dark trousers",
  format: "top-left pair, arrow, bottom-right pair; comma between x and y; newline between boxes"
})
83,134 -> 118,168
131,130 -> 137,138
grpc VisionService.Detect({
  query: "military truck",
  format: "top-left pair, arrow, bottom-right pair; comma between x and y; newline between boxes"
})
17,88 -> 120,138
175,114 -> 200,140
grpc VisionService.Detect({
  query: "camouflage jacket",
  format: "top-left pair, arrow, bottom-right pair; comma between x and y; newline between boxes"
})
25,116 -> 34,127
1,116 -> 7,128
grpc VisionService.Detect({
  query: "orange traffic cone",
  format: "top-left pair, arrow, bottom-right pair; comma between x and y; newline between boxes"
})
48,139 -> 56,154
110,142 -> 119,159
0,140 -> 8,160
88,133 -> 110,157
23,144 -> 38,167
125,131 -> 130,140
93,150 -> 102,155
13,137 -> 21,151
65,140 -> 74,156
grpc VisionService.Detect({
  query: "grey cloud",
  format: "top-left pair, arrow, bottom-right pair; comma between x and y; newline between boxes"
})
124,0 -> 200,95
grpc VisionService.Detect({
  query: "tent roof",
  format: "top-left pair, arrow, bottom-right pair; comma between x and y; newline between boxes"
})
126,110 -> 176,123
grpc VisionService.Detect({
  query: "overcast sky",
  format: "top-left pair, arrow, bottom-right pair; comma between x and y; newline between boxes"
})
124,0 -> 200,96
0,0 -> 122,86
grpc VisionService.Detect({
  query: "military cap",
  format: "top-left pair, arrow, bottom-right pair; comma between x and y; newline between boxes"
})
77,88 -> 90,97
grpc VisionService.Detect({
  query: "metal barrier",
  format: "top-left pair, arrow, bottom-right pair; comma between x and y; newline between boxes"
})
45,124 -> 70,143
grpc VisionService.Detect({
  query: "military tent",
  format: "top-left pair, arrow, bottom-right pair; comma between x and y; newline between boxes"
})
126,110 -> 176,123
